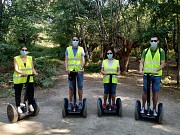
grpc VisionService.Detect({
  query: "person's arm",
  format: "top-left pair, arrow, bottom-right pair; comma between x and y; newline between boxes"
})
154,60 -> 166,73
139,59 -> 144,74
80,55 -> 85,70
65,55 -> 69,72
101,61 -> 107,75
80,48 -> 85,70
14,58 -> 23,74
117,60 -> 120,75
153,49 -> 166,73
32,61 -> 38,76
139,50 -> 145,74
101,67 -> 107,75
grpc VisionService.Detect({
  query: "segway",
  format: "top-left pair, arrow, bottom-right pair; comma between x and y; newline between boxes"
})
62,70 -> 87,118
7,74 -> 40,123
97,74 -> 122,117
134,73 -> 164,124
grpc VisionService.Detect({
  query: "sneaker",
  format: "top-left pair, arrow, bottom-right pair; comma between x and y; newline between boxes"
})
18,106 -> 23,114
78,102 -> 83,110
68,103 -> 73,111
102,104 -> 106,109
140,107 -> 145,113
29,105 -> 34,112
153,109 -> 158,116
112,103 -> 117,109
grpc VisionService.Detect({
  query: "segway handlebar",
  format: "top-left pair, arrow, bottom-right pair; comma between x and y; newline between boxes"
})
20,74 -> 35,77
143,72 -> 158,76
106,73 -> 118,75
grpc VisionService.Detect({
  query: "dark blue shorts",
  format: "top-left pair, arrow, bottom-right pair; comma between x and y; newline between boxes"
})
143,75 -> 161,92
104,83 -> 117,95
68,72 -> 84,90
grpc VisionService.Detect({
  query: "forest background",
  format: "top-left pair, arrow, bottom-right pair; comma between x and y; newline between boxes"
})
0,0 -> 179,96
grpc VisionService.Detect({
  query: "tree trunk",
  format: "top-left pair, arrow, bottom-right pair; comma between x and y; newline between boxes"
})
177,0 -> 180,85
108,0 -> 113,45
80,24 -> 89,61
0,0 -> 3,42
115,0 -> 121,32
95,0 -> 107,58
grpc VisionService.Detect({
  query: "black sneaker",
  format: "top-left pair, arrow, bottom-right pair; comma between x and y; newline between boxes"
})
68,103 -> 73,111
153,109 -> 158,116
78,102 -> 83,110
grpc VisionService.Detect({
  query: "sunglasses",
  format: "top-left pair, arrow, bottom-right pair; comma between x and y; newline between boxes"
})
73,39 -> 78,41
107,53 -> 112,55
151,40 -> 158,42
22,49 -> 28,51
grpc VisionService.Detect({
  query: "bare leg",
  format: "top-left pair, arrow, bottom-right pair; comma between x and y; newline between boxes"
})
111,94 -> 116,104
78,89 -> 83,101
152,92 -> 158,109
104,94 -> 108,104
142,91 -> 147,108
69,88 -> 74,102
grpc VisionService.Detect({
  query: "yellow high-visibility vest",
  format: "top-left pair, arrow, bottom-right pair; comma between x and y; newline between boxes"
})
103,59 -> 119,83
144,48 -> 162,76
67,46 -> 83,71
13,56 -> 33,84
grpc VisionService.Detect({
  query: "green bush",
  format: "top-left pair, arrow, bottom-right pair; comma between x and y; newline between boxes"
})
85,62 -> 102,73
0,43 -> 18,64
34,57 -> 60,87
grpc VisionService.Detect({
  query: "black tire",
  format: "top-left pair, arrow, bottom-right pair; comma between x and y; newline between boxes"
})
82,98 -> 87,118
97,98 -> 102,117
116,98 -> 122,117
7,104 -> 18,123
62,98 -> 68,117
158,103 -> 164,124
31,98 -> 40,117
134,100 -> 141,120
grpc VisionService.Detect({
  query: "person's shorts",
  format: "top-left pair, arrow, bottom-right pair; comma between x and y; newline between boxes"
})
143,75 -> 161,92
68,72 -> 84,90
104,83 -> 117,95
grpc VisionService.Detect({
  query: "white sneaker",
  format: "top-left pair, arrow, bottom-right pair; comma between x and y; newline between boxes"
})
153,109 -> 158,116
140,107 -> 145,113
17,106 -> 23,114
29,105 -> 34,112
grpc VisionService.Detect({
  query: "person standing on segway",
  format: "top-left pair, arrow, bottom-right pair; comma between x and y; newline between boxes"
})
101,49 -> 120,109
139,36 -> 166,116
65,35 -> 85,111
13,46 -> 38,114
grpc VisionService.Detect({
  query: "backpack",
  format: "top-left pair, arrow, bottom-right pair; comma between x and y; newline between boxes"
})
144,48 -> 162,60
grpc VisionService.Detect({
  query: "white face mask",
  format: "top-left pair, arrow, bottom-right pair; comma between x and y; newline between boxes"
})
150,41 -> 158,48
72,41 -> 78,46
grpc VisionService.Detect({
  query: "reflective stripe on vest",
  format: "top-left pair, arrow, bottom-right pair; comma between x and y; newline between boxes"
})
144,48 -> 162,76
103,59 -> 119,83
67,46 -> 83,71
13,56 -> 33,84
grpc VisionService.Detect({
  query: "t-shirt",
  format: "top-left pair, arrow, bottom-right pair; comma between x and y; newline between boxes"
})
65,46 -> 85,56
141,48 -> 165,60
102,59 -> 120,68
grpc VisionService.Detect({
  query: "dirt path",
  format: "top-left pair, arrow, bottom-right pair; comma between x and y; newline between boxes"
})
0,71 -> 180,135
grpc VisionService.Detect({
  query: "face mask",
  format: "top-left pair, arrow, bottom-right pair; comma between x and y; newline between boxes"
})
72,41 -> 78,46
21,50 -> 28,55
150,41 -> 157,48
107,54 -> 113,59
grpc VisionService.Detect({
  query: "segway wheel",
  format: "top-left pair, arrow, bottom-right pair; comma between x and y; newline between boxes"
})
82,98 -> 87,118
62,98 -> 68,117
134,100 -> 141,120
116,98 -> 122,117
31,98 -> 40,117
7,104 -> 18,123
97,98 -> 102,117
158,103 -> 164,124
